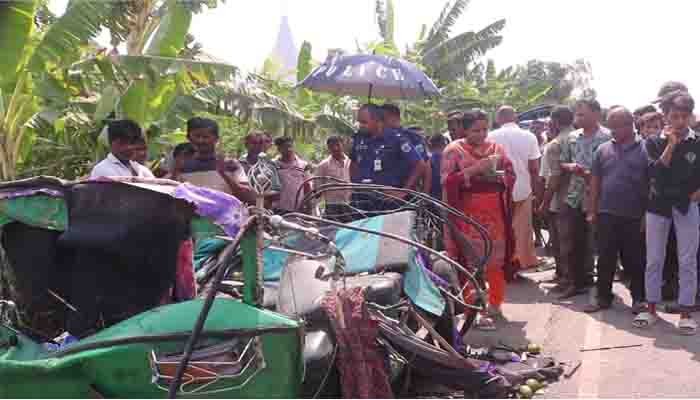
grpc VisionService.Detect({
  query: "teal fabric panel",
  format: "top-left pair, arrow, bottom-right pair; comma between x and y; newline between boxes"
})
403,249 -> 445,316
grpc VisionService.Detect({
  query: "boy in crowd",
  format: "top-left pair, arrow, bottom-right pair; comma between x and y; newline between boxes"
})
638,111 -> 664,139
90,120 -> 155,179
165,142 -> 194,181
635,92 -> 700,335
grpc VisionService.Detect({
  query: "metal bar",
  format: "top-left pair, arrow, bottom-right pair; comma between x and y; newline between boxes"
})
580,344 -> 642,352
410,308 -> 463,359
241,223 -> 259,306
265,245 -> 324,259
564,360 -> 582,378
47,289 -> 78,312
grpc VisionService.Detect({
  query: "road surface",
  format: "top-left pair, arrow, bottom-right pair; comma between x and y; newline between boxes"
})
466,267 -> 700,398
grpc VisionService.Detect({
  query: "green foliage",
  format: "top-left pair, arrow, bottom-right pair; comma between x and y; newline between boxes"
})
29,0 -> 115,70
4,0 -> 596,181
375,0 -> 396,51
370,0 -> 504,83
0,1 -> 38,90
296,41 -> 313,83
146,0 -> 193,58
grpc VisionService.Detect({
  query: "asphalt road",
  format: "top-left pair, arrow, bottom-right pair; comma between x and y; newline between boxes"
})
465,267 -> 700,398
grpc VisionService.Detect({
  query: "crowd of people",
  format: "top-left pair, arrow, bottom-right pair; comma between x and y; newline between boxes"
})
87,80 -> 700,336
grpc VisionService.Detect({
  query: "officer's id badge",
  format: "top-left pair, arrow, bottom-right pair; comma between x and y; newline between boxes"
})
401,142 -> 412,153
687,152 -> 697,164
374,159 -> 383,172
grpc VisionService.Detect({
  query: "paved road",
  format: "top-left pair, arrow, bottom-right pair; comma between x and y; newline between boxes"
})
466,268 -> 700,398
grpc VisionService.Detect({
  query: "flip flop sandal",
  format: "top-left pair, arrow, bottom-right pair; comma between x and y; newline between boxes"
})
678,318 -> 698,336
633,312 -> 657,329
476,315 -> 497,331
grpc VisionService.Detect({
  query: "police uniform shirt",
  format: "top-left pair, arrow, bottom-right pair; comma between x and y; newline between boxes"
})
350,129 -> 421,187
401,128 -> 430,161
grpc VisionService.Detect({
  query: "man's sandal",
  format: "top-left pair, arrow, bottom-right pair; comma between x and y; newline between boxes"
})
678,318 -> 697,336
633,312 -> 658,328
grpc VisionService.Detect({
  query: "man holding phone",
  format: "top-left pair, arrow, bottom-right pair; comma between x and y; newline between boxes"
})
556,99 -> 611,299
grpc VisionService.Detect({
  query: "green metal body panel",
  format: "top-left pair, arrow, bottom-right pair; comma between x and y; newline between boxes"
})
241,229 -> 259,306
0,299 -> 304,398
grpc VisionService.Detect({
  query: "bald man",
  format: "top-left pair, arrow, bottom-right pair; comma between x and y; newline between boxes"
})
585,107 -> 648,313
489,105 -> 542,271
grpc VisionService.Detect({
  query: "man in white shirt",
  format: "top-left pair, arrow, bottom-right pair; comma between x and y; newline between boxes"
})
489,106 -> 542,270
90,120 -> 155,179
315,135 -> 352,221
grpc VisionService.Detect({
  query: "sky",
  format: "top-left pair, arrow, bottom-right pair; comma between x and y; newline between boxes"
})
50,0 -> 700,110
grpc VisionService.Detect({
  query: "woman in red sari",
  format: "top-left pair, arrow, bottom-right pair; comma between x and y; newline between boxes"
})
440,110 -> 516,331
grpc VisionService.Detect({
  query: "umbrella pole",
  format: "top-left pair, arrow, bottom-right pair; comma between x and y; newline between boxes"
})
368,84 -> 373,104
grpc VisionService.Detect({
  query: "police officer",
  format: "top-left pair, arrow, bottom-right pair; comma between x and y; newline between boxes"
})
381,103 -> 430,193
349,104 -> 423,214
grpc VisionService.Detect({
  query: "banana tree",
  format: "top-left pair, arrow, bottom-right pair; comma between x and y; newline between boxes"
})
0,0 -> 108,180
374,0 -> 505,84
0,0 -> 176,180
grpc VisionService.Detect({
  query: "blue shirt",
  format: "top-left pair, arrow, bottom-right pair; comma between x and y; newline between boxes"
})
396,128 -> 428,186
430,152 -> 442,200
350,129 -> 421,187
591,138 -> 648,219
402,128 -> 430,161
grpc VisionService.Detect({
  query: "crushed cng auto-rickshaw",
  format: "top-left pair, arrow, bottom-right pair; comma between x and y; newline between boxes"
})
0,161 -> 562,398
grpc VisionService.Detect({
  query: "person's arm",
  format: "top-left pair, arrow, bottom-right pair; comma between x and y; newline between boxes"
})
645,134 -> 676,193
403,159 -> 425,191
527,134 -> 542,201
348,136 -> 359,182
302,165 -> 313,196
689,142 -> 700,202
538,143 -> 562,214
217,159 -> 256,205
659,139 -> 678,167
140,164 -> 155,179
529,158 -> 541,200
170,156 -> 184,182
559,134 -> 585,175
349,161 -> 359,182
422,159 -> 432,194
587,175 -> 601,224
587,148 -> 605,224
399,138 -> 424,191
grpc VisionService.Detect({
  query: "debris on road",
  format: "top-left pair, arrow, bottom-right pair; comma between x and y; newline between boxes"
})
564,361 -> 582,379
580,344 -> 643,352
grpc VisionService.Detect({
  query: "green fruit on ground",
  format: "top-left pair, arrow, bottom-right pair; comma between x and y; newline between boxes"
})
519,385 -> 534,398
527,343 -> 542,354
525,379 -> 541,390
